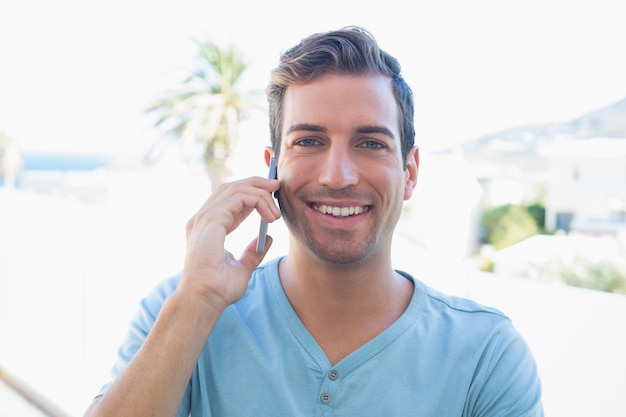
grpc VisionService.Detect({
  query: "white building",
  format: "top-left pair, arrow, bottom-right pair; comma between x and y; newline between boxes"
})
539,138 -> 626,235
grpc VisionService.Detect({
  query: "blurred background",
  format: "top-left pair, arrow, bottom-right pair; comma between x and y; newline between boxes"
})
1,1 -> 625,416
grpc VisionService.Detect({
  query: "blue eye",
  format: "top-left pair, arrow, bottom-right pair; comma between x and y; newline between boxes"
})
359,140 -> 386,149
295,138 -> 320,147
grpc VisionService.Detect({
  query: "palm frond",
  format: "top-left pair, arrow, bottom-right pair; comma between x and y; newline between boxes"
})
145,37 -> 266,187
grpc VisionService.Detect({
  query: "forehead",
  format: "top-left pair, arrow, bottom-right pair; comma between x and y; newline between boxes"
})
282,73 -> 399,137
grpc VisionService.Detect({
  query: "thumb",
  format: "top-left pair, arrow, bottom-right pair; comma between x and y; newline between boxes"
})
239,235 -> 273,273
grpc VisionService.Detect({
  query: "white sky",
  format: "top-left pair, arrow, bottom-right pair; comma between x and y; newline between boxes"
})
1,0 -> 625,155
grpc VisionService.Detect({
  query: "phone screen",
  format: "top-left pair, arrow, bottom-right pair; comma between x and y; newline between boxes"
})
256,157 -> 276,253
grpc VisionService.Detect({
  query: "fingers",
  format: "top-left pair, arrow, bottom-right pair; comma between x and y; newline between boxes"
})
212,177 -> 280,221
188,177 -> 281,237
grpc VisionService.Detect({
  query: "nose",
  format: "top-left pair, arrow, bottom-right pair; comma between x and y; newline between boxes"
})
318,145 -> 359,189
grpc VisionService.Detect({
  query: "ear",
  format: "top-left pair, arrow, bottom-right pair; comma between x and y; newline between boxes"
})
403,146 -> 419,201
264,146 -> 275,167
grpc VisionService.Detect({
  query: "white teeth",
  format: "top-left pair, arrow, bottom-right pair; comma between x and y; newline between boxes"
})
315,204 -> 368,217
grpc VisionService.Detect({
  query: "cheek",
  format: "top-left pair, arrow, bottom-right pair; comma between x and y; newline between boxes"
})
275,166 -> 300,202
373,169 -> 402,193
278,157 -> 315,187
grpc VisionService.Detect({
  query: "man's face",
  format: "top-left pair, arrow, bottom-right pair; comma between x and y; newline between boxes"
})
274,73 -> 418,265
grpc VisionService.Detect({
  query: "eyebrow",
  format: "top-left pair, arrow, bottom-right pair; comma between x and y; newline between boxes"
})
285,123 -> 327,135
285,123 -> 395,140
355,125 -> 396,140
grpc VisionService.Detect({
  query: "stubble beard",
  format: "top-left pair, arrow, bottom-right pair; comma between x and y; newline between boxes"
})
301,226 -> 376,266
278,192 -> 382,266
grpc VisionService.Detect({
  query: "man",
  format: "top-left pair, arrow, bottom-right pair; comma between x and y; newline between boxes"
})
85,26 -> 543,417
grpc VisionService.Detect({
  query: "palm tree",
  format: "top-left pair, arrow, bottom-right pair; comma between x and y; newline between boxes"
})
146,39 -> 263,190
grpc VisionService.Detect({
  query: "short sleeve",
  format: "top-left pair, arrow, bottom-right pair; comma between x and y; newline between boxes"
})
468,321 -> 544,417
97,275 -> 181,396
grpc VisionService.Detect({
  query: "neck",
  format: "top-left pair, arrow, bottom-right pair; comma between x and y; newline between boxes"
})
277,251 -> 413,364
278,246 -> 413,325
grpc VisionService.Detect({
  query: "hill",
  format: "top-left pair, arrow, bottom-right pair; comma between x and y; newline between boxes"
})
458,96 -> 626,156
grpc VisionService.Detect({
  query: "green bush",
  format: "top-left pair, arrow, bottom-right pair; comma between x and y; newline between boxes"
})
524,203 -> 546,233
561,257 -> 626,295
481,203 -> 542,249
525,255 -> 626,295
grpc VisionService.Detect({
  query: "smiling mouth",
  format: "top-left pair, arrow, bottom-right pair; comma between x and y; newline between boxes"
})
312,204 -> 371,217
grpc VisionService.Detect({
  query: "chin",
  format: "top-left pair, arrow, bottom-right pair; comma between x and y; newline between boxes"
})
307,239 -> 376,266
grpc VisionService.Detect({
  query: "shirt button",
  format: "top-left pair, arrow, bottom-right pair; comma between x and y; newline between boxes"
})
320,392 -> 332,403
328,369 -> 339,380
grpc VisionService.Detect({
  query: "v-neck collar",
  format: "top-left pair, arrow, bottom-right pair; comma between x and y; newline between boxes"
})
263,257 -> 426,375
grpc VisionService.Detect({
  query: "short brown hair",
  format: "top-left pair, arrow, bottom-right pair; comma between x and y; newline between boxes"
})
266,26 -> 415,167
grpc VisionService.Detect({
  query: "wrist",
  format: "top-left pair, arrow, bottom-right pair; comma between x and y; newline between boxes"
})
171,280 -> 229,319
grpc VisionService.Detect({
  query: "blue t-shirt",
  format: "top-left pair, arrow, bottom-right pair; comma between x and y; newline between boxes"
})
102,257 -> 543,416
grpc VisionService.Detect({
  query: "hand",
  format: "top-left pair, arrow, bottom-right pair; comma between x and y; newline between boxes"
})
179,176 -> 281,312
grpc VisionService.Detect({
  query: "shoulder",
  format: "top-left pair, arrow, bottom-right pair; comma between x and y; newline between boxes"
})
396,272 -> 525,359
402,271 -> 511,327
425,285 -> 510,320
409,279 -> 544,414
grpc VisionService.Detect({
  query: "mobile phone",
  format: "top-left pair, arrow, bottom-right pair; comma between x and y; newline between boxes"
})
256,157 -> 277,253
